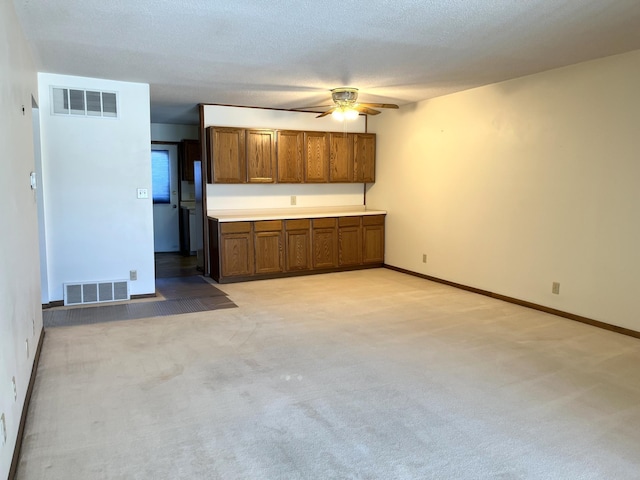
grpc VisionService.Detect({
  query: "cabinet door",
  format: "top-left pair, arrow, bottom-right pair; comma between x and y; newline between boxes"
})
180,139 -> 200,182
209,127 -> 245,183
312,218 -> 338,269
362,215 -> 385,263
254,232 -> 283,274
304,131 -> 329,183
285,219 -> 311,271
329,133 -> 354,182
247,129 -> 276,183
277,131 -> 304,183
221,233 -> 253,277
338,216 -> 362,266
353,133 -> 376,183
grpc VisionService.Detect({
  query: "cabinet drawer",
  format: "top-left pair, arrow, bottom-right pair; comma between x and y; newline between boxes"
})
362,215 -> 385,226
254,220 -> 282,232
220,222 -> 251,234
338,216 -> 361,227
313,217 -> 336,229
286,219 -> 310,230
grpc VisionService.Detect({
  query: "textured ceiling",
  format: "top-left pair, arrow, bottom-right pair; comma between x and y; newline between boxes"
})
12,0 -> 640,124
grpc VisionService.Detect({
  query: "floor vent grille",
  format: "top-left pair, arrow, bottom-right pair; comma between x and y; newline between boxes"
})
64,280 -> 129,306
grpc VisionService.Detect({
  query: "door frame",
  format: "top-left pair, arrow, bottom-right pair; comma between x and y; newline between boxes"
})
151,142 -> 180,252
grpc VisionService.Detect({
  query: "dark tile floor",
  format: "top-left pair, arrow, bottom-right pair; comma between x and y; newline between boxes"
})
43,256 -> 236,328
155,252 -> 199,278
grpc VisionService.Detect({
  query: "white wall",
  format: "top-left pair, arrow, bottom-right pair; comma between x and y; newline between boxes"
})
367,49 -> 640,332
150,123 -> 199,142
203,105 -> 367,210
0,2 -> 43,477
38,73 -> 155,300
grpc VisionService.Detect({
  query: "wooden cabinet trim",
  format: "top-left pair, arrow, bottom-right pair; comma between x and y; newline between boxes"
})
338,216 -> 361,227
286,219 -> 311,230
254,220 -> 283,232
221,222 -> 252,234
362,214 -> 385,226
312,217 -> 337,228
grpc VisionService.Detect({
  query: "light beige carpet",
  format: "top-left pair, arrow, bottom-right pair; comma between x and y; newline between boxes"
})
17,269 -> 640,479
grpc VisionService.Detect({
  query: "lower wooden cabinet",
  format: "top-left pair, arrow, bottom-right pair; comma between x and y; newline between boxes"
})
285,219 -> 311,271
210,214 -> 384,283
220,222 -> 253,277
312,218 -> 338,269
338,216 -> 362,266
254,221 -> 283,274
363,215 -> 385,263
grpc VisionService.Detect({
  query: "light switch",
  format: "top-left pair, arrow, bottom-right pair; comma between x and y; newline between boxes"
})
137,188 -> 149,199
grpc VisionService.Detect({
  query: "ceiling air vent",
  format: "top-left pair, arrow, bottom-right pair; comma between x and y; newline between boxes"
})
51,87 -> 118,118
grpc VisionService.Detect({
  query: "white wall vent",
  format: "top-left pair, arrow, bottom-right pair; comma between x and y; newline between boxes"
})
51,87 -> 118,118
63,280 -> 129,306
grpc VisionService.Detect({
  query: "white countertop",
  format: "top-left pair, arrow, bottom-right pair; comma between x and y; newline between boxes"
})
207,206 -> 386,222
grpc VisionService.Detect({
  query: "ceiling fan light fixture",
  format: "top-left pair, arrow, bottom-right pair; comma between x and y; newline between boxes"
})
344,108 -> 359,120
332,106 -> 359,121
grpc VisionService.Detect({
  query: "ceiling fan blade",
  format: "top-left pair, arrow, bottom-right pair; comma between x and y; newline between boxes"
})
356,106 -> 381,115
316,107 -> 336,118
289,104 -> 333,111
359,103 -> 399,109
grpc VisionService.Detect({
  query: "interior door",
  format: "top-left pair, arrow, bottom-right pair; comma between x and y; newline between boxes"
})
151,144 -> 179,252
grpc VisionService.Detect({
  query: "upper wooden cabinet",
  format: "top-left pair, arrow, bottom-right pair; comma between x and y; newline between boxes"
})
329,133 -> 354,182
277,131 -> 304,183
207,126 -> 375,184
246,129 -> 276,183
353,133 -> 376,183
180,139 -> 200,182
208,127 -> 245,183
304,131 -> 330,183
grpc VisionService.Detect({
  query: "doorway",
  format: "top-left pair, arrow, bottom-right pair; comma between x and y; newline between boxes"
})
151,144 -> 179,252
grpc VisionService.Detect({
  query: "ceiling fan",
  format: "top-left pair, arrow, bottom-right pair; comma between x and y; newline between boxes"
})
294,87 -> 399,120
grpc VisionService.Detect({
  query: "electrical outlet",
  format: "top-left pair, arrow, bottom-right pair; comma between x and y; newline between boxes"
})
136,188 -> 148,199
290,195 -> 297,206
422,254 -> 427,263
12,377 -> 17,402
130,270 -> 137,281
552,282 -> 560,295
1,413 -> 6,446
